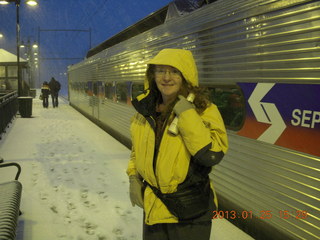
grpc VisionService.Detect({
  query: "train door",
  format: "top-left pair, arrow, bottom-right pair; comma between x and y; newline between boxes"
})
91,81 -> 104,120
115,81 -> 132,105
105,81 -> 116,101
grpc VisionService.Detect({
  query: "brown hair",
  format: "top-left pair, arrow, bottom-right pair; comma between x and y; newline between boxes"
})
147,65 -> 211,142
147,64 -> 210,115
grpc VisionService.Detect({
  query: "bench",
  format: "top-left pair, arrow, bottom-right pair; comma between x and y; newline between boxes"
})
0,162 -> 22,240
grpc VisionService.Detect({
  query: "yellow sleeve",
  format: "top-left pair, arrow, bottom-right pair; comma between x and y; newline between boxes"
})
201,104 -> 228,154
178,103 -> 228,155
126,113 -> 139,177
126,145 -> 137,177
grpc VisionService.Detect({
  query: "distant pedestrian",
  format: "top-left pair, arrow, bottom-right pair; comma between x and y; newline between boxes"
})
49,77 -> 61,108
41,81 -> 50,108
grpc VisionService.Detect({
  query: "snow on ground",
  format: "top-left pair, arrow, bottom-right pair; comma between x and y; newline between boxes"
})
0,93 -> 254,240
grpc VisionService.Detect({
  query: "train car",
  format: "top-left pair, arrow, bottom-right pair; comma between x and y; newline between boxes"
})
67,0 -> 320,239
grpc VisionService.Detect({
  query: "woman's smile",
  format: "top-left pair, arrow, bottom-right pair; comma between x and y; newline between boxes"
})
154,65 -> 183,104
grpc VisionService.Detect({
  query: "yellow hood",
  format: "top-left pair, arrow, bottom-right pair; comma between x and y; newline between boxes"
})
146,48 -> 199,89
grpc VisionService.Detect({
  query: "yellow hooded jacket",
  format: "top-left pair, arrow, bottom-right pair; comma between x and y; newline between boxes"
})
127,49 -> 228,225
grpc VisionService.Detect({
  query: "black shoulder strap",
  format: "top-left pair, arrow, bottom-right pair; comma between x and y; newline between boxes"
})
144,181 -> 164,199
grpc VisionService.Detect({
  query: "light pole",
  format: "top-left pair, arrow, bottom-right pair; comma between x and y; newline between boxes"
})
0,0 -> 38,96
21,38 -> 38,88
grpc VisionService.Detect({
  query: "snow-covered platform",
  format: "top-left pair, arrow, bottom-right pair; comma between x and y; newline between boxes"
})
0,95 -> 254,240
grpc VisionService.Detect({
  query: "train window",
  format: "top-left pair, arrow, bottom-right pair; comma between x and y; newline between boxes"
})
86,81 -> 93,96
93,82 -> 98,96
207,86 -> 245,130
116,82 -> 129,104
82,82 -> 87,93
93,81 -> 104,97
131,83 -> 144,100
76,82 -> 80,91
105,82 -> 115,100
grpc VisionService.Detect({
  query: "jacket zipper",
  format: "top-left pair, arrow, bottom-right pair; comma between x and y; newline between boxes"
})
152,115 -> 170,189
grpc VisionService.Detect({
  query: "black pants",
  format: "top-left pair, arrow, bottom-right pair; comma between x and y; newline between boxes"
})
143,220 -> 212,240
42,97 -> 49,108
51,93 -> 59,107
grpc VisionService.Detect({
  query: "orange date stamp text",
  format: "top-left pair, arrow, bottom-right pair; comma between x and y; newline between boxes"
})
212,210 -> 308,220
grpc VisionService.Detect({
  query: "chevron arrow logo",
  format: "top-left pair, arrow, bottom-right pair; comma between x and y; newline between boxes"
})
248,83 -> 287,144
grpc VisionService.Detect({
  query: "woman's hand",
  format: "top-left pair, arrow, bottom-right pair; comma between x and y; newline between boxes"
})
173,95 -> 195,116
129,175 -> 144,208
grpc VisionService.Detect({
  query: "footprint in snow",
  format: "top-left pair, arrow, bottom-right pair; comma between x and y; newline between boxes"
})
80,189 -> 88,199
112,227 -> 123,236
50,205 -> 58,214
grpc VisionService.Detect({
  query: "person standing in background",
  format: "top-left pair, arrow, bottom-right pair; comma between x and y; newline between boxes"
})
49,77 -> 61,108
41,81 -> 50,108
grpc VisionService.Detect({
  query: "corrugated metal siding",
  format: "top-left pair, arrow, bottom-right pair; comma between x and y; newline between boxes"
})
99,101 -> 135,138
68,0 -> 320,239
213,133 -> 320,239
71,0 -> 320,84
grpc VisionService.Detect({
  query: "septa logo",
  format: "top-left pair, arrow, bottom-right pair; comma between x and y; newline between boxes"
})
248,83 -> 286,144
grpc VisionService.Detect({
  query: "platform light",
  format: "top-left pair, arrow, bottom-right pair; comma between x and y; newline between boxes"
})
26,0 -> 37,6
1,0 -> 38,96
0,0 -> 38,5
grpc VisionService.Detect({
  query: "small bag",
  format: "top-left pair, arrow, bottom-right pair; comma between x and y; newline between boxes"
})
39,94 -> 43,100
147,180 -> 210,220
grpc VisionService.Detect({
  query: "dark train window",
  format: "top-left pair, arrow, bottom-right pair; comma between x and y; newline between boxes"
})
93,82 -> 98,96
115,82 -> 129,104
82,82 -> 86,93
86,81 -> 93,96
105,82 -> 115,100
79,82 -> 83,91
131,83 -> 144,100
207,86 -> 245,130
95,81 -> 104,97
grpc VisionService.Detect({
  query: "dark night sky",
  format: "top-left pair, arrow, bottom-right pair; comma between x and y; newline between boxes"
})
0,0 -> 171,93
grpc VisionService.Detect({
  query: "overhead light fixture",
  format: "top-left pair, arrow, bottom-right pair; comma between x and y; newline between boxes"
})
26,0 -> 38,6
0,0 -> 38,6
1,0 -> 39,95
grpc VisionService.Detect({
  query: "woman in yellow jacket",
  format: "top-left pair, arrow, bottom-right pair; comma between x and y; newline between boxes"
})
127,49 -> 228,240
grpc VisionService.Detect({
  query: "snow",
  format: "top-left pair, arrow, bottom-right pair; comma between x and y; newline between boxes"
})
0,48 -> 27,63
0,92 -> 254,240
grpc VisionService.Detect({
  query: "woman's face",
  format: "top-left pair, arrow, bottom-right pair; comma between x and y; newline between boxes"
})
154,65 -> 183,104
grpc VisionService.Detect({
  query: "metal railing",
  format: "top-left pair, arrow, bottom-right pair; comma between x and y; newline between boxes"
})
0,91 -> 18,138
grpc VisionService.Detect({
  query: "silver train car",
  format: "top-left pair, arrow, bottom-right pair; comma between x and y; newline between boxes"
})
68,0 -> 320,239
